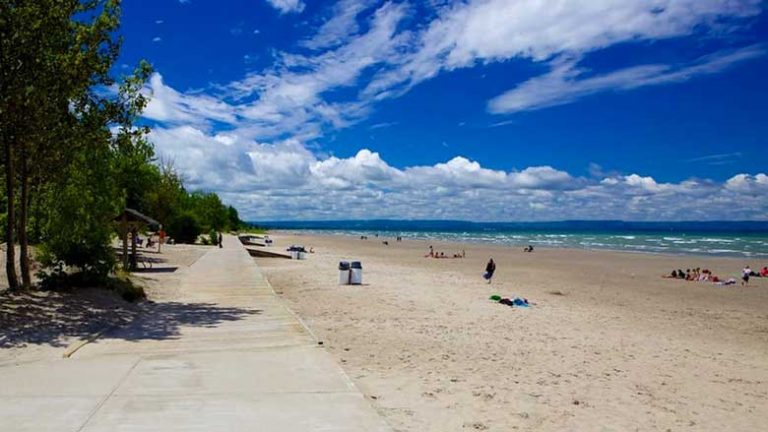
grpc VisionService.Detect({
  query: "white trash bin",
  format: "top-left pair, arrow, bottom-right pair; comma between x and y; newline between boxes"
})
350,261 -> 363,285
290,250 -> 299,260
338,261 -> 350,285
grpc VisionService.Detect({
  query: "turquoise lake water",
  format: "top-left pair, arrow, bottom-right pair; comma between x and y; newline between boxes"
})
260,220 -> 768,259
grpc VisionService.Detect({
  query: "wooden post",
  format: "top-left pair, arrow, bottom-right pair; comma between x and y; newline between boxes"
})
121,213 -> 129,270
131,226 -> 137,270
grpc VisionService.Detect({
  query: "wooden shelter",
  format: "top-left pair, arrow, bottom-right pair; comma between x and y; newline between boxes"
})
114,208 -> 161,270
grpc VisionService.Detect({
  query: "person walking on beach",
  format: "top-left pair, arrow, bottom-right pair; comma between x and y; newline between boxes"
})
742,265 -> 751,286
484,258 -> 496,284
218,232 -> 223,249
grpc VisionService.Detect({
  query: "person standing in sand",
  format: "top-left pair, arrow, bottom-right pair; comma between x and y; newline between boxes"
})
484,258 -> 496,284
742,265 -> 751,286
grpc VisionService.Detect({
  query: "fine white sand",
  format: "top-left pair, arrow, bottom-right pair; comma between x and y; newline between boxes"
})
256,232 -> 768,432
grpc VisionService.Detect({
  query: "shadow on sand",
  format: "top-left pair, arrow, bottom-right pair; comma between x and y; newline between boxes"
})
0,290 -> 261,349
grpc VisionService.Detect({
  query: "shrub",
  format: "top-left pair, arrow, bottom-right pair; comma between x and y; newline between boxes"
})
168,212 -> 201,244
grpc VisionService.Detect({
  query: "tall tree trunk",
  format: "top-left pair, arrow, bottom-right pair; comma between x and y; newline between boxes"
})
19,141 -> 31,288
4,139 -> 19,289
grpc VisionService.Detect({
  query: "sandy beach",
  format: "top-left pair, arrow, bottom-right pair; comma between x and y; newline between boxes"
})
256,232 -> 768,431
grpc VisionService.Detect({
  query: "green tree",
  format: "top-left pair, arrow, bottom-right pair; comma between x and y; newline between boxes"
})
227,205 -> 241,231
1,0 -> 126,288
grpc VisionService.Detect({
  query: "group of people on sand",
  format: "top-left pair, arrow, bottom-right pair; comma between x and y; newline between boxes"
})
664,265 -> 768,286
665,267 -> 725,283
425,245 -> 465,259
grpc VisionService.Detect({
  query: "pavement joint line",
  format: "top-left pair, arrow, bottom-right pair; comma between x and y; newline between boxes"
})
75,356 -> 141,432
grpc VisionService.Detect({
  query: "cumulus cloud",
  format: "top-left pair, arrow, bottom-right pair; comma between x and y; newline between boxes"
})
138,0 -> 767,221
148,125 -> 768,221
265,0 -> 305,14
724,173 -> 768,194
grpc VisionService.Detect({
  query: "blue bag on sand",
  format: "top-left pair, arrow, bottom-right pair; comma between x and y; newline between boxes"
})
513,298 -> 529,307
483,272 -> 491,280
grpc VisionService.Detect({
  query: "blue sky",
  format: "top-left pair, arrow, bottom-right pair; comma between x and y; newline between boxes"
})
117,0 -> 768,221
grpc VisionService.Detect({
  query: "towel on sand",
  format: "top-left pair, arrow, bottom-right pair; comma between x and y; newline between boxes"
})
491,295 -> 530,308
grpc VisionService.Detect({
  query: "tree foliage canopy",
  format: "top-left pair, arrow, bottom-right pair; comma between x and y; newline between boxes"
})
1,0 -> 244,288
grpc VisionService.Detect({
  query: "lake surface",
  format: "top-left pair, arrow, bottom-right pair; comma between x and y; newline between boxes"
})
257,220 -> 768,259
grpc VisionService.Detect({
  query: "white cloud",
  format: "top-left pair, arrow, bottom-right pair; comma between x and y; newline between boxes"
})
148,126 -> 768,221
146,0 -> 761,140
222,1 -> 410,138
301,0 -> 377,50
488,45 -> 765,114
265,0 -> 305,14
138,0 -> 766,221
143,73 -> 238,126
152,37 -> 162,43
724,173 -> 768,194
363,0 -> 761,100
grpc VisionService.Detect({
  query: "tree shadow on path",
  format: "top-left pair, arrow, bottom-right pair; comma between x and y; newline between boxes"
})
107,300 -> 262,341
0,289 -> 137,349
0,289 -> 261,349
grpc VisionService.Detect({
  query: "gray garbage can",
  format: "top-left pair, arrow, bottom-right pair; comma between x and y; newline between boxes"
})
338,261 -> 350,285
350,261 -> 363,285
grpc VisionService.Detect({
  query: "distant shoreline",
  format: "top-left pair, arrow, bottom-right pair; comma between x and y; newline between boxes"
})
269,229 -> 768,260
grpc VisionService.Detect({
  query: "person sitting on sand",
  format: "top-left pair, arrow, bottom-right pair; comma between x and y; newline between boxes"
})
663,270 -> 679,279
760,266 -> 768,277
698,269 -> 710,281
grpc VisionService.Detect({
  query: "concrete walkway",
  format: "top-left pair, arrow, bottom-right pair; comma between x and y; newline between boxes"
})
0,236 -> 391,431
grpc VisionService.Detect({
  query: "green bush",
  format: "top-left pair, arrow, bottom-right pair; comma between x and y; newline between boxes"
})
168,212 -> 201,244
209,229 -> 218,245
